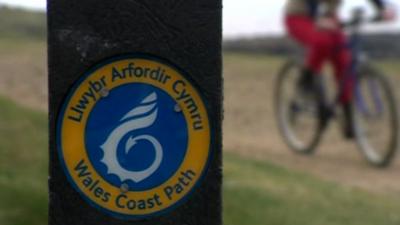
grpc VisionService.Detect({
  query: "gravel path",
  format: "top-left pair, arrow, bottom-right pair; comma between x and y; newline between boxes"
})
223,54 -> 400,195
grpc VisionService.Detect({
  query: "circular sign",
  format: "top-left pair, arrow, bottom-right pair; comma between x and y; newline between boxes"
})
57,55 -> 212,219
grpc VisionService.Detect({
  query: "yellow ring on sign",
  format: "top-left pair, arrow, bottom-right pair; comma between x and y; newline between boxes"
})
57,56 -> 212,218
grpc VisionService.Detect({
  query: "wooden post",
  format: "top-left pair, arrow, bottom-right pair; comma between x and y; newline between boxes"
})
47,0 -> 222,224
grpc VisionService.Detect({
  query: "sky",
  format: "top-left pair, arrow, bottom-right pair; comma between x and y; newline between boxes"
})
1,0 -> 399,38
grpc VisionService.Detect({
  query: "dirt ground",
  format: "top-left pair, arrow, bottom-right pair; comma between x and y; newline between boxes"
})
223,53 -> 400,196
0,42 -> 47,111
1,48 -> 400,195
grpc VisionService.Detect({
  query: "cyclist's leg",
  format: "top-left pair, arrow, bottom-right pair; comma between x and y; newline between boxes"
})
285,15 -> 338,127
285,15 -> 335,75
330,33 -> 354,104
285,15 -> 336,94
330,32 -> 355,138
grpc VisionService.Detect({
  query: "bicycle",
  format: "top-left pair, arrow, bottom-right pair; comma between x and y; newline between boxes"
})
275,8 -> 399,167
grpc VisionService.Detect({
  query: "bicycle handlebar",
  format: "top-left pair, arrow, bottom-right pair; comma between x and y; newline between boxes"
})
341,7 -> 396,28
341,17 -> 380,29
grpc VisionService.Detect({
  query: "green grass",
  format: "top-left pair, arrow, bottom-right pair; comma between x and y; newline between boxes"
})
0,6 -> 46,53
0,96 -> 48,225
1,96 -> 400,225
224,154 -> 400,225
0,6 -> 46,41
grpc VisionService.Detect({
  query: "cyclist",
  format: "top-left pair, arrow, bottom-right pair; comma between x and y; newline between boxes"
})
284,0 -> 394,138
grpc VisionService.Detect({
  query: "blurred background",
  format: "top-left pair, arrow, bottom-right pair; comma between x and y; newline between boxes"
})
1,0 -> 400,225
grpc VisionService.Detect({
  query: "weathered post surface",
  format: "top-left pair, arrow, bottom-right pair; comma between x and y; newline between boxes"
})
48,0 -> 222,224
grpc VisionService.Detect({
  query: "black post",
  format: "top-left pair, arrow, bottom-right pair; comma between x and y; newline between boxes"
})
47,1 -> 222,225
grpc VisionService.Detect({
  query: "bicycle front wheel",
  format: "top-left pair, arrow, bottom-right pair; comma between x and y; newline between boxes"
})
353,65 -> 399,167
274,59 -> 323,154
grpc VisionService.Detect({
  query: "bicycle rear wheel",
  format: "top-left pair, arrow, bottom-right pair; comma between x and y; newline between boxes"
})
353,65 -> 399,167
274,59 -> 323,154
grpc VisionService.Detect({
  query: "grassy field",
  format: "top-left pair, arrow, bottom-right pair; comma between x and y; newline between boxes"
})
0,97 -> 47,225
224,154 -> 400,225
2,6 -> 400,225
1,97 -> 400,225
0,6 -> 46,41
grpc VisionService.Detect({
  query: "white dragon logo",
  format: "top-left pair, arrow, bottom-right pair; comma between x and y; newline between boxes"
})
100,92 -> 163,183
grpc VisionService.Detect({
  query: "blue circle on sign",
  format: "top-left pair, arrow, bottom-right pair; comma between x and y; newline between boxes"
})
85,83 -> 188,191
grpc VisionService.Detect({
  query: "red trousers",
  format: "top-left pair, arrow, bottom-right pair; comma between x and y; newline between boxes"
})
285,15 -> 353,103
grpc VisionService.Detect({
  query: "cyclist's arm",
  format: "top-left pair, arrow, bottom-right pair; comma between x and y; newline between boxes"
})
368,0 -> 393,20
369,0 -> 385,10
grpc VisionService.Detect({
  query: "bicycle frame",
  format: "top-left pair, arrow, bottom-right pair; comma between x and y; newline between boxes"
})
277,8 -> 399,166
323,12 -> 385,119
348,21 -> 385,118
